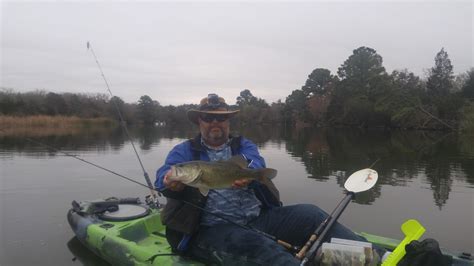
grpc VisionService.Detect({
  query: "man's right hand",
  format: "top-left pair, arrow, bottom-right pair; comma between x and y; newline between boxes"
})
163,169 -> 185,191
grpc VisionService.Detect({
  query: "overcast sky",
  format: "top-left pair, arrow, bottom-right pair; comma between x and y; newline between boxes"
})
1,1 -> 473,105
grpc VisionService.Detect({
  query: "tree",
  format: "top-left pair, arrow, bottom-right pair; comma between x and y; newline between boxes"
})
370,70 -> 427,128
63,93 -> 83,117
337,46 -> 386,92
453,72 -> 469,92
425,48 -> 462,124
391,69 -> 423,92
137,95 -> 159,125
427,48 -> 454,97
236,89 -> 268,108
236,89 -> 254,106
461,68 -> 474,99
301,68 -> 336,96
327,47 -> 389,126
45,92 -> 68,115
107,96 -> 127,122
285,89 -> 309,122
0,89 -> 18,114
269,100 -> 284,124
235,90 -> 271,124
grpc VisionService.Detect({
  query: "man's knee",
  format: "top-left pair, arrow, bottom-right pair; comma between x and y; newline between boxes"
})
287,204 -> 329,221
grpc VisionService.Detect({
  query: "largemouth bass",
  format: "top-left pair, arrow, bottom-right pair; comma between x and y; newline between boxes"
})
167,155 -> 277,196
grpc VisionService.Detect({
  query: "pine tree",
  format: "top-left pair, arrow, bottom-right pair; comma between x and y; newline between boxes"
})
427,48 -> 454,97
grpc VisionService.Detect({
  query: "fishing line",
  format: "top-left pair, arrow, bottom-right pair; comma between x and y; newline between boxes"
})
368,158 -> 380,169
172,192 -> 297,251
86,41 -> 158,199
0,128 -> 298,252
2,131 -> 155,191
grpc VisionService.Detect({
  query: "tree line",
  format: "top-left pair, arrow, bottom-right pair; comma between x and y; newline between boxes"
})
284,47 -> 474,131
1,46 -> 473,130
0,90 -> 196,126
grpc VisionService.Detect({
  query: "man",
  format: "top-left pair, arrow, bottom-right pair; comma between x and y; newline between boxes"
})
155,93 -> 371,265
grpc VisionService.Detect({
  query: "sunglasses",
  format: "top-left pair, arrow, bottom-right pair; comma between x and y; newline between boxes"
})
200,114 -> 229,123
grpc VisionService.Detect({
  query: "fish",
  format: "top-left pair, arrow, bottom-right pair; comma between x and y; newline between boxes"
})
167,155 -> 277,196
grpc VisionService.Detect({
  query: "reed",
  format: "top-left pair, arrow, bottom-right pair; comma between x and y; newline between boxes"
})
0,115 -> 117,136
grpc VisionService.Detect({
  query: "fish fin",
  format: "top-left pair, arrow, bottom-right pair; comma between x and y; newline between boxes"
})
258,168 -> 278,180
228,155 -> 249,169
199,187 -> 210,196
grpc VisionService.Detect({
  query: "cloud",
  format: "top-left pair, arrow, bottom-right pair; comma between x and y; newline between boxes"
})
1,1 -> 472,105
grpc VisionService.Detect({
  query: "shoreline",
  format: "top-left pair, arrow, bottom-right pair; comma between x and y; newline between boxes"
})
0,115 -> 117,137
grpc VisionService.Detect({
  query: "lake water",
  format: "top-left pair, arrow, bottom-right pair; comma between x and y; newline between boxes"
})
1,125 -> 473,265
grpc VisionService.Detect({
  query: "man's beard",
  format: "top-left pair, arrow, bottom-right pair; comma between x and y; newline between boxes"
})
205,127 -> 227,144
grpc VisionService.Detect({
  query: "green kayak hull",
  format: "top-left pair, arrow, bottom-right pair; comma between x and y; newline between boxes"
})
67,200 -> 473,265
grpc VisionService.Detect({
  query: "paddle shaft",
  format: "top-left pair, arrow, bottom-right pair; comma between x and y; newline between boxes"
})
300,191 -> 355,266
295,195 -> 347,259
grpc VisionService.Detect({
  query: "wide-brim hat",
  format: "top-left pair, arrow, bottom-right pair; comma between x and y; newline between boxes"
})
187,93 -> 239,125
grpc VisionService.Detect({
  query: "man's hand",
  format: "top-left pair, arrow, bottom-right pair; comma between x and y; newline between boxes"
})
163,169 -> 185,191
232,178 -> 251,188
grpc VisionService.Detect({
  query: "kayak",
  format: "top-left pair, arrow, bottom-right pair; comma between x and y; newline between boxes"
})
67,197 -> 473,266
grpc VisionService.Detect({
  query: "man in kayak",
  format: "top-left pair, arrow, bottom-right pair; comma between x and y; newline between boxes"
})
155,93 -> 373,265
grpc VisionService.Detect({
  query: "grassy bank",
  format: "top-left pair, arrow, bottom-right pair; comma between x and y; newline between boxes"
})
0,115 -> 117,136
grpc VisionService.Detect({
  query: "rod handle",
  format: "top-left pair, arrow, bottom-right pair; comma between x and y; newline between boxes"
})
277,240 -> 293,250
295,234 -> 317,259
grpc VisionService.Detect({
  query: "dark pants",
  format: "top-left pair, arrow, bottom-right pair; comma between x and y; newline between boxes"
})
189,204 -> 371,265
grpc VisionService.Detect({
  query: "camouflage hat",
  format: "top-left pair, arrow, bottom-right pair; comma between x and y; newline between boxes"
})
187,93 -> 239,124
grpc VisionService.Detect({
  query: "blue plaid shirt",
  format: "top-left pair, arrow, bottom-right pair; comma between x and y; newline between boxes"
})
200,139 -> 262,226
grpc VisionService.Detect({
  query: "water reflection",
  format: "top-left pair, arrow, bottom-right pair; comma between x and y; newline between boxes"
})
2,125 -> 473,265
282,127 -> 474,207
1,125 -> 473,208
0,124 -> 196,156
67,237 -> 109,266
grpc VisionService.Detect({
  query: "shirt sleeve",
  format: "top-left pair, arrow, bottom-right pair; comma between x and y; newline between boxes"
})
239,138 -> 266,169
155,142 -> 190,190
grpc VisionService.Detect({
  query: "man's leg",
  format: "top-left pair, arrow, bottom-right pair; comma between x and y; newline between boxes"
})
249,204 -> 368,249
188,205 -> 382,265
249,204 -> 386,263
188,223 -> 301,266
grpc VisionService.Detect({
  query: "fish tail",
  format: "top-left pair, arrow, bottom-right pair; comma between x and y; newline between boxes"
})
257,168 -> 277,180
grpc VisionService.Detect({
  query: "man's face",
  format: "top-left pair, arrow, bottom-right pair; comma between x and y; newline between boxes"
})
198,114 -> 230,147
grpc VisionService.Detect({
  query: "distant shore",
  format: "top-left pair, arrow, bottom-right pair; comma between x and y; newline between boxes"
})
0,115 -> 116,137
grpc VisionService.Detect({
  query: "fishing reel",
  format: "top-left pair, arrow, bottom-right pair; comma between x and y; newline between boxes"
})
145,194 -> 163,209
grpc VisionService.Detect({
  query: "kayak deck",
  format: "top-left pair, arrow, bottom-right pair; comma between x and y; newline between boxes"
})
68,200 -> 473,265
68,207 -> 203,265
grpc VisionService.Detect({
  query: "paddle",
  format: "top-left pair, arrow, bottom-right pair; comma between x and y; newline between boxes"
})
299,168 -> 378,265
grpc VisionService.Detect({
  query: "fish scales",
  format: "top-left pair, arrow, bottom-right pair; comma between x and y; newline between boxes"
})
168,156 -> 277,196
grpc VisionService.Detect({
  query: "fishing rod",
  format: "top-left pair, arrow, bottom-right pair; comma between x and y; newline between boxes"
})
1,129 -> 298,253
295,195 -> 346,259
296,158 -> 380,259
84,42 -> 298,252
86,41 -> 159,202
299,168 -> 379,266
